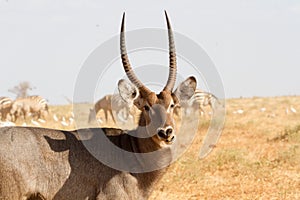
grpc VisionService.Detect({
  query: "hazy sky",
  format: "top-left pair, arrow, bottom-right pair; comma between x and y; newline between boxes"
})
1,0 -> 300,104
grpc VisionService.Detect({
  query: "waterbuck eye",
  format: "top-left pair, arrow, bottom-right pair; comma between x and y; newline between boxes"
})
144,105 -> 150,111
170,104 -> 175,108
131,91 -> 137,98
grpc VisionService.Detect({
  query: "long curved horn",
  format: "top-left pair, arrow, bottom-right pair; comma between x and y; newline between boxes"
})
120,12 -> 151,93
163,10 -> 177,92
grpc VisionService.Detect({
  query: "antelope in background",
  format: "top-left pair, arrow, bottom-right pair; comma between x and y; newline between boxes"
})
0,97 -> 13,121
176,89 -> 220,117
10,95 -> 49,122
0,12 -> 197,199
88,93 -> 136,124
88,95 -> 114,124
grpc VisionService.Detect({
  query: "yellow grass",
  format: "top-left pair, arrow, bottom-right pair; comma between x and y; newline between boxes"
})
150,96 -> 300,199
13,96 -> 300,199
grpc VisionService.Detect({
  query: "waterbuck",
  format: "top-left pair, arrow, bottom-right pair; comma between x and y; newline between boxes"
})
0,12 -> 197,200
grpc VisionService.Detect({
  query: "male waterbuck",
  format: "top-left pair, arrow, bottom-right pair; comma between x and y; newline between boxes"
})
0,12 -> 197,200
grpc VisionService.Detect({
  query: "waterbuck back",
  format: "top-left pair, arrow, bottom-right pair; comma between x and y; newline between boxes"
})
0,127 -> 170,199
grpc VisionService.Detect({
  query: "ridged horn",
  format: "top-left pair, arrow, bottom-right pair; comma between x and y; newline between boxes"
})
120,12 -> 151,93
163,10 -> 177,92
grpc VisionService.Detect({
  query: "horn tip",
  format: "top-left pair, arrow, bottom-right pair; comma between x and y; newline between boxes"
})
122,12 -> 126,21
121,12 -> 126,32
164,10 -> 171,29
164,10 -> 169,19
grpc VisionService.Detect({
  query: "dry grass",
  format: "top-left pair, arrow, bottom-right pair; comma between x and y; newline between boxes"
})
10,96 -> 300,199
150,96 -> 300,200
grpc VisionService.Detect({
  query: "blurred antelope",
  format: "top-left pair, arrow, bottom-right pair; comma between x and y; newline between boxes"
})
176,89 -> 219,116
88,94 -> 114,124
88,94 -> 136,124
10,95 -> 49,122
0,97 -> 13,121
0,12 -> 197,199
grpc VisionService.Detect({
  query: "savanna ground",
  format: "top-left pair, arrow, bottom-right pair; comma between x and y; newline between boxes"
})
13,96 -> 300,199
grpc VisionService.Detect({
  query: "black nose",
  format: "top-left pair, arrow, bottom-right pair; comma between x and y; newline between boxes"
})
166,128 -> 173,136
158,130 -> 166,139
157,128 -> 173,139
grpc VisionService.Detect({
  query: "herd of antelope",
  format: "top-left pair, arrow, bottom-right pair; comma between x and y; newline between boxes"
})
0,95 -> 49,123
87,89 -> 217,125
0,90 -> 217,128
0,12 -> 218,199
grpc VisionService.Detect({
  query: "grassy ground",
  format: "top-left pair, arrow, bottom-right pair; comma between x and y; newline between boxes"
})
150,96 -> 300,199
12,96 -> 300,199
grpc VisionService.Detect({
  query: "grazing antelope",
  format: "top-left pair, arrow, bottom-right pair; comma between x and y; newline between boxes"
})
0,12 -> 197,200
0,97 -> 13,121
88,94 -> 136,124
88,94 -> 115,124
10,95 -> 49,122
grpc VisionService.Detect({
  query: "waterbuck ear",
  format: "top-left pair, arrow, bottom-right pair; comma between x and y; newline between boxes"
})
118,79 -> 139,103
174,76 -> 197,101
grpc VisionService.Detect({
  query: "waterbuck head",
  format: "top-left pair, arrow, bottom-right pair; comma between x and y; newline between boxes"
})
118,11 -> 197,147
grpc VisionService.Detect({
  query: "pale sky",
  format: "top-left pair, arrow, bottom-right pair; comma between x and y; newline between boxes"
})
1,0 -> 300,104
